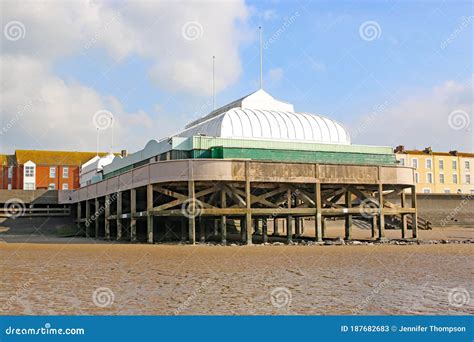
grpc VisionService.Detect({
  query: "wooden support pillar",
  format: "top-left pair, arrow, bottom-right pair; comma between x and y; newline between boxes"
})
77,202 -> 82,232
147,184 -> 154,244
130,189 -> 137,242
94,198 -> 99,238
273,218 -> 279,236
411,185 -> 418,239
85,200 -> 91,238
245,163 -> 252,245
322,218 -> 326,238
401,190 -> 407,239
315,182 -> 323,242
240,217 -> 246,242
116,191 -> 122,240
377,183 -> 385,239
286,215 -> 293,244
295,217 -> 301,237
104,195 -> 110,240
286,188 -> 292,244
199,219 -> 205,243
371,215 -> 377,239
221,189 -> 227,244
188,180 -> 196,244
262,218 -> 268,243
344,189 -> 353,240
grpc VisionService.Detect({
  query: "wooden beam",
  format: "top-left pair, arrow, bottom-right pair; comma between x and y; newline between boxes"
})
116,192 -> 122,240
104,195 -> 110,240
221,189 -> 227,244
245,162 -> 252,245
344,189 -> 352,240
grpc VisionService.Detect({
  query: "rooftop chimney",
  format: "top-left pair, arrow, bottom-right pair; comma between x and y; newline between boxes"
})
449,150 -> 458,156
121,149 -> 127,157
423,146 -> 432,154
394,145 -> 405,153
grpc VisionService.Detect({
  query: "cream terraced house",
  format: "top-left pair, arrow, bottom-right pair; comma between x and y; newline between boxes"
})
394,146 -> 474,194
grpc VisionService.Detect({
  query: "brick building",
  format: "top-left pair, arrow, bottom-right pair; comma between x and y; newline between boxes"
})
0,150 -> 110,190
394,146 -> 474,194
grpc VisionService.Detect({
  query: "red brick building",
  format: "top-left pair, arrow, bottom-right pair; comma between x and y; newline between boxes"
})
0,150 -> 109,190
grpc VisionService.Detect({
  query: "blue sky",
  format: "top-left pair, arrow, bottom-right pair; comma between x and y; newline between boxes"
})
1,0 -> 472,152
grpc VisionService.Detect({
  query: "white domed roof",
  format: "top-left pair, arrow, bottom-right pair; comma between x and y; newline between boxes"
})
175,90 -> 351,145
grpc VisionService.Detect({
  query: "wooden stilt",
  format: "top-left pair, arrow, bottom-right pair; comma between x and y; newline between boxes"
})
147,184 -> 154,244
371,216 -> 377,239
188,180 -> 196,244
116,191 -> 122,240
262,218 -> 268,243
77,202 -> 82,233
85,200 -> 90,238
130,189 -> 137,242
221,189 -> 227,244
344,189 -> 353,240
315,182 -> 323,242
94,198 -> 99,238
377,183 -> 385,239
411,185 -> 418,239
245,162 -> 252,245
287,215 -> 293,244
401,190 -> 407,239
104,195 -> 110,240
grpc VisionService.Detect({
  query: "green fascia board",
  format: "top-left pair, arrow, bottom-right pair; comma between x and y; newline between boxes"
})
190,136 -> 392,155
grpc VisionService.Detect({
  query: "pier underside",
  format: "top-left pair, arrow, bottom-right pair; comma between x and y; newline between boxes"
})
64,159 -> 419,244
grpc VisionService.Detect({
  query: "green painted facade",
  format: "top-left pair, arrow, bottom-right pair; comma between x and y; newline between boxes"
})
102,135 -> 397,179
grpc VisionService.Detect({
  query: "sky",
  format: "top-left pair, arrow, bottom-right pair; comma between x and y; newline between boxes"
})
0,0 -> 472,154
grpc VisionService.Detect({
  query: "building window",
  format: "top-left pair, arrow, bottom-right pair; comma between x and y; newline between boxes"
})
24,182 -> 34,190
48,183 -> 56,190
49,167 -> 56,178
452,160 -> 457,170
439,174 -> 444,184
423,188 -> 431,194
415,172 -> 419,183
453,174 -> 458,184
426,159 -> 432,169
412,158 -> 418,168
427,173 -> 433,184
399,158 -> 405,166
471,189 -> 474,194
63,167 -> 69,178
467,174 -> 471,184
439,160 -> 444,170
465,161 -> 470,170
25,166 -> 34,177
62,183 -> 69,190
444,189 -> 450,194
7,167 -> 13,178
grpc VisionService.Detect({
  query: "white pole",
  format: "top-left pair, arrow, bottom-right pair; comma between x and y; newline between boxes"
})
259,26 -> 263,90
96,128 -> 99,156
212,55 -> 216,110
111,117 -> 114,154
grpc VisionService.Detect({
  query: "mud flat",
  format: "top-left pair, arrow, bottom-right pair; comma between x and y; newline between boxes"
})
1,228 -> 473,315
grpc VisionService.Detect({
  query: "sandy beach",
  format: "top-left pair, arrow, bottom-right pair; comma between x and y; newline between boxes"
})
1,225 -> 472,316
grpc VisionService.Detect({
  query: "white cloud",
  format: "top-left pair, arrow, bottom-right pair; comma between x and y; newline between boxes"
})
348,78 -> 474,151
0,0 -> 251,152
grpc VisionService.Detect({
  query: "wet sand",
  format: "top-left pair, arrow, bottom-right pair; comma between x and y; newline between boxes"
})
1,228 -> 473,315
